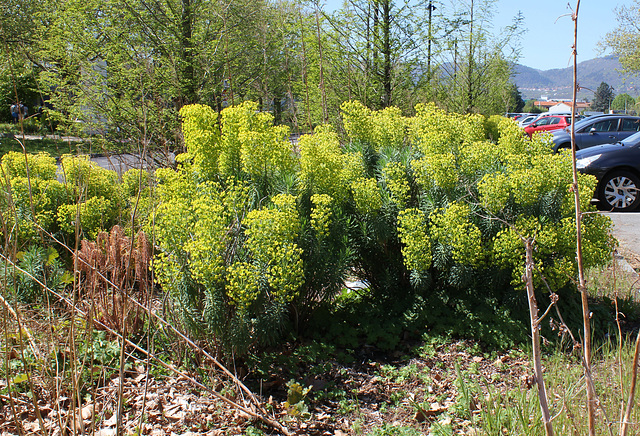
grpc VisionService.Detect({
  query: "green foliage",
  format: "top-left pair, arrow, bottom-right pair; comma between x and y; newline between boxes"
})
611,93 -> 636,111
591,82 -> 615,112
155,101 -> 614,356
284,380 -> 312,419
605,3 -> 640,76
1,245 -> 70,303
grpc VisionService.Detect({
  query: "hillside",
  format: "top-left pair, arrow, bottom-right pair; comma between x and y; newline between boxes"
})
514,56 -> 640,100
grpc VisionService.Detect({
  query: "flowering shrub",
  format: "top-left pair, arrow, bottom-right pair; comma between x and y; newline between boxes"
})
153,101 -> 614,353
1,151 -> 148,247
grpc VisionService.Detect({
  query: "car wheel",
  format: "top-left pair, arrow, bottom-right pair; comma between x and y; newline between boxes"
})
598,171 -> 640,211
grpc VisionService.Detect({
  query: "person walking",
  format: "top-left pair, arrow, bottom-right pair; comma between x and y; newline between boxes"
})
10,103 -> 19,123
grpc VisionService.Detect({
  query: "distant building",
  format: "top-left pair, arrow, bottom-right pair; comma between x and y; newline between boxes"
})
534,100 -> 590,112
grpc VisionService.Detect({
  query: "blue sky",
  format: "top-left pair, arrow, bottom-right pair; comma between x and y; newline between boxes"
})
323,0 -> 634,71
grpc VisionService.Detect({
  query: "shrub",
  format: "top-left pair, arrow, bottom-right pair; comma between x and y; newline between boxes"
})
153,101 -> 614,355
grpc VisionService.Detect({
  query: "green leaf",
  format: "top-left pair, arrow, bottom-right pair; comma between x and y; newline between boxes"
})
61,271 -> 74,285
12,373 -> 28,384
46,247 -> 59,265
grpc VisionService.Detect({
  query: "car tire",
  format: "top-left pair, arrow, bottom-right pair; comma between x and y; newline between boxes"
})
598,170 -> 640,211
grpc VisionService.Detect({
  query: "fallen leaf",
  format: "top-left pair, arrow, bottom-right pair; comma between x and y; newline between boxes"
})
81,404 -> 94,420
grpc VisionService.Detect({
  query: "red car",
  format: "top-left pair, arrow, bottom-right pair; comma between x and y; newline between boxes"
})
524,114 -> 583,137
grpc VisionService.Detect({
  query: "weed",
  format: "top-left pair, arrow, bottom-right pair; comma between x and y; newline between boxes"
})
284,380 -> 312,420
366,423 -> 422,435
337,397 -> 358,415
243,426 -> 266,436
389,389 -> 406,407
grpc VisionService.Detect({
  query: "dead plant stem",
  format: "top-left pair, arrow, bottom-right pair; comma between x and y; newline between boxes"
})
524,239 -> 554,436
621,328 -> 640,435
569,3 -> 596,434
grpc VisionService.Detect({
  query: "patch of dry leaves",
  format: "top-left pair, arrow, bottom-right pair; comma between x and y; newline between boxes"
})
2,336 -> 532,436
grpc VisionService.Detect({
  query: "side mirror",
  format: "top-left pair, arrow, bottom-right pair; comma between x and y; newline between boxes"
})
531,123 -> 537,128
589,127 -> 597,134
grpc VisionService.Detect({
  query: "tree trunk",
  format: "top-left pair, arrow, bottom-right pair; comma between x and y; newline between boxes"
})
179,0 -> 196,106
382,0 -> 391,107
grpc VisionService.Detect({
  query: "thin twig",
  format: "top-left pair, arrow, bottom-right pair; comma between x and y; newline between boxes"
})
0,293 -> 40,360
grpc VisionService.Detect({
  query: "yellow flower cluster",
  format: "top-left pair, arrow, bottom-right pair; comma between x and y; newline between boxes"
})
184,195 -> 228,286
299,124 -> 364,201
429,203 -> 483,266
226,261 -> 261,310
397,208 -> 432,272
310,194 -> 333,238
341,101 -> 406,151
351,177 -> 382,214
179,103 -> 221,179
413,153 -> 458,190
230,193 -> 304,307
411,103 -> 485,155
240,123 -> 296,181
57,196 -> 115,239
382,162 -> 411,207
2,151 -> 58,180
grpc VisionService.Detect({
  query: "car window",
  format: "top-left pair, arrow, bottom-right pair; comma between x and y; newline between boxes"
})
548,117 -> 560,125
621,118 -> 640,131
592,119 -> 617,132
536,117 -> 551,126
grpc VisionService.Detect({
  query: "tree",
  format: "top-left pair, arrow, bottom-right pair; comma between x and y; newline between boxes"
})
611,93 -> 635,112
2,0 -> 292,148
436,0 -> 523,115
591,82 -> 615,112
503,83 -> 525,113
297,0 -> 433,125
604,1 -> 640,74
523,99 -> 545,114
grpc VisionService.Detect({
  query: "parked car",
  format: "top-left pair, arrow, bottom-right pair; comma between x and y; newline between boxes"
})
518,114 -> 540,127
576,131 -> 640,211
551,114 -> 640,152
523,114 -> 583,137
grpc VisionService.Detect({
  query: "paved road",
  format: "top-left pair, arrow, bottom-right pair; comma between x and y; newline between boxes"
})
606,212 -> 640,270
91,153 -> 160,176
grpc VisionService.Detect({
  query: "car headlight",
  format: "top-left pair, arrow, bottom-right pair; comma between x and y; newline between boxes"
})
576,154 -> 601,169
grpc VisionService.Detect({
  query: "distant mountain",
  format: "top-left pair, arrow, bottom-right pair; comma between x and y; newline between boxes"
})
513,56 -> 640,101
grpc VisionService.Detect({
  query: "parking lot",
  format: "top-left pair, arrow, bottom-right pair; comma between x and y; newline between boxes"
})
607,212 -> 640,270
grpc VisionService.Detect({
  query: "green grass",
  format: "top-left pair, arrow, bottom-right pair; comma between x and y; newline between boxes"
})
0,121 -> 94,157
0,135 -> 90,158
